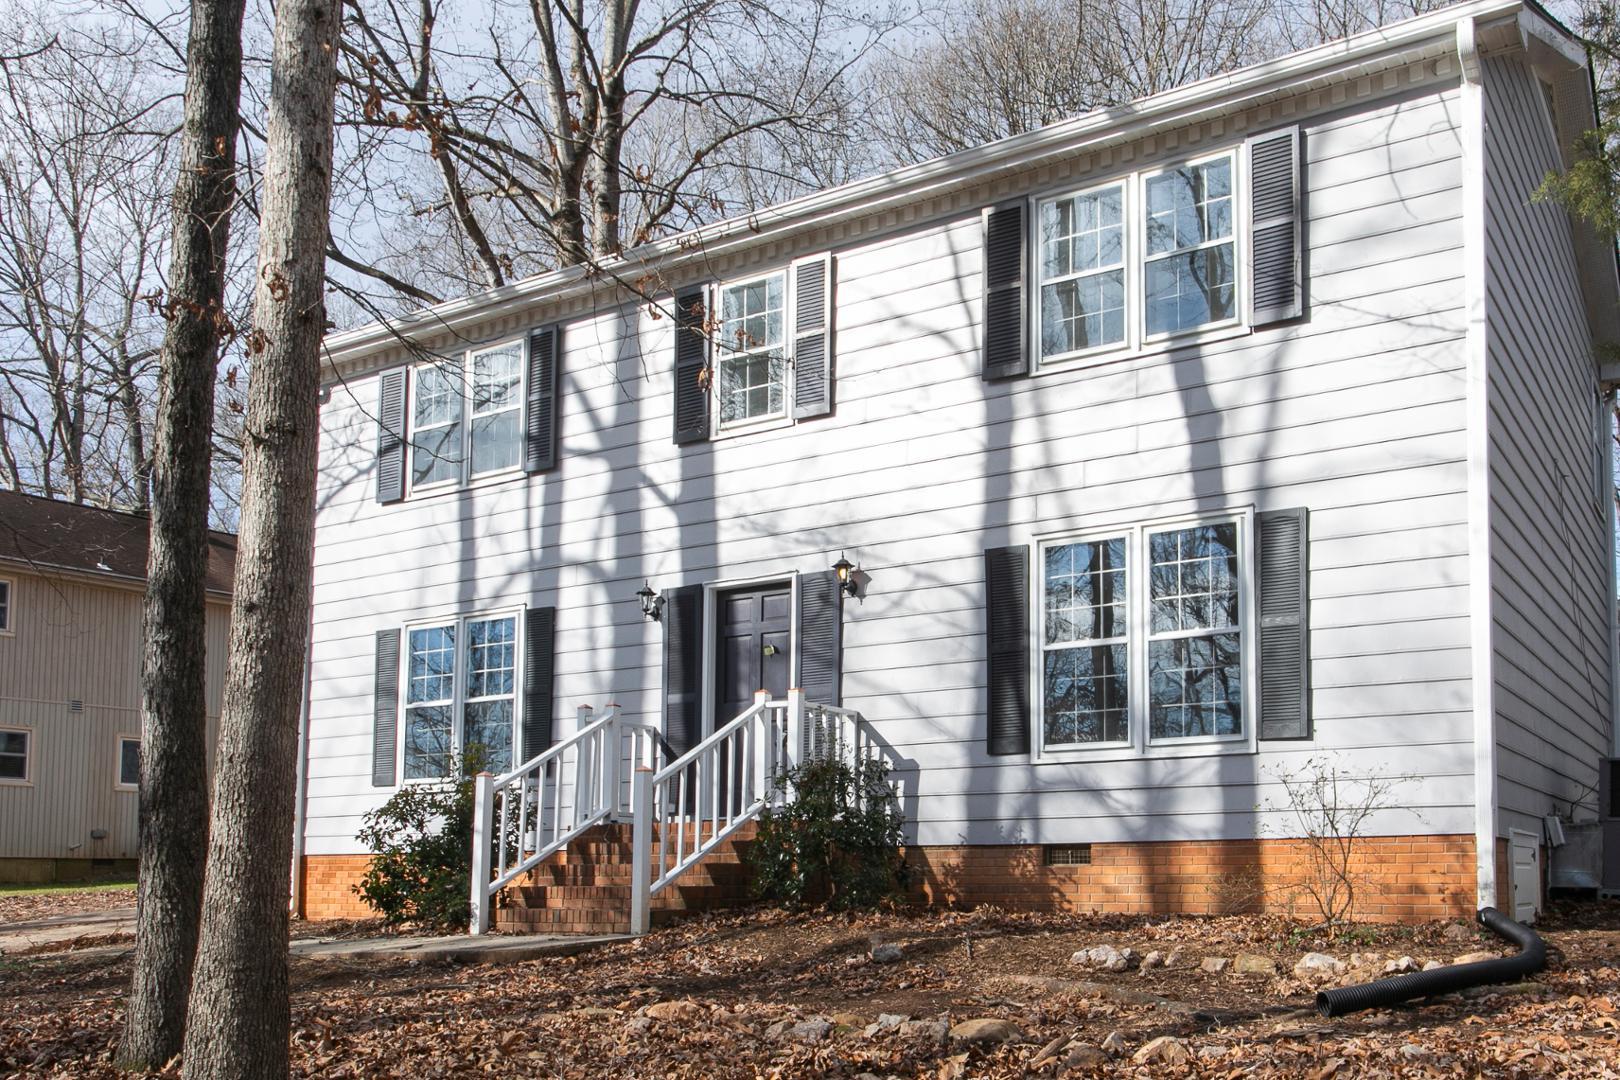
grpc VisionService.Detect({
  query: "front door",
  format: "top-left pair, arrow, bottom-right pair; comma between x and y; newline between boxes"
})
715,584 -> 793,735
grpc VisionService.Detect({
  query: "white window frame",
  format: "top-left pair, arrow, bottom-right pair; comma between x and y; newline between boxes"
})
1032,146 -> 1248,374
0,575 -> 14,635
398,607 -> 526,784
405,335 -> 528,496
1035,178 -> 1132,368
116,735 -> 140,791
711,269 -> 792,436
1032,508 -> 1257,763
1140,149 -> 1244,347
0,725 -> 31,786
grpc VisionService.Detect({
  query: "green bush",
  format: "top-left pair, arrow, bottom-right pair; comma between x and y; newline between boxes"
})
746,752 -> 906,910
353,756 -> 482,932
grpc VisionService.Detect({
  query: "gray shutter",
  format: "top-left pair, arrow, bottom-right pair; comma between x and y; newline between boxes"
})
522,606 -> 556,761
375,369 -> 406,504
981,201 -> 1027,380
672,287 -> 710,444
524,325 -> 560,474
1258,508 -> 1310,740
662,584 -> 705,753
372,629 -> 400,786
792,255 -> 833,419
984,545 -> 1030,755
799,570 -> 843,707
1248,127 -> 1303,326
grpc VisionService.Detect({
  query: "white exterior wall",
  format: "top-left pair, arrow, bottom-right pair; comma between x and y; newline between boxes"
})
1482,52 -> 1614,840
302,72 -> 1489,857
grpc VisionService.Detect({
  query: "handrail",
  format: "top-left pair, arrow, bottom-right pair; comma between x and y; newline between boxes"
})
629,689 -> 803,934
469,703 -> 669,935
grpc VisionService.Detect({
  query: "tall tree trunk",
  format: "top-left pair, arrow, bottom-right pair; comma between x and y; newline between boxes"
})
117,0 -> 245,1068
180,0 -> 338,1073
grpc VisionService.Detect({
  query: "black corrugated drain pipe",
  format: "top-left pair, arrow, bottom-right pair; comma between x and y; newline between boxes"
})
1314,907 -> 1546,1018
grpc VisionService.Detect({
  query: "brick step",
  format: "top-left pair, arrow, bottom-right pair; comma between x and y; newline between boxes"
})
508,882 -> 740,911
541,862 -> 748,887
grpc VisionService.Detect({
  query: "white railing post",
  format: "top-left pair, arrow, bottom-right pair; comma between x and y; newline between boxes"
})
604,705 -> 622,820
470,770 -> 494,935
786,687 -> 805,772
630,766 -> 653,935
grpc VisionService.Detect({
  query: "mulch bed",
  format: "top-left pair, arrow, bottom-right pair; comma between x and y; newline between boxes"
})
3,900 -> 1617,1077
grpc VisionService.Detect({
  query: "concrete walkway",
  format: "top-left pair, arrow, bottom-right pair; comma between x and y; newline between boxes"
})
0,907 -> 135,954
1,906 -> 627,965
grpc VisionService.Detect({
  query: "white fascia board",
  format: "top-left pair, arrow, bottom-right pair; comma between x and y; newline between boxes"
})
323,0 -> 1537,375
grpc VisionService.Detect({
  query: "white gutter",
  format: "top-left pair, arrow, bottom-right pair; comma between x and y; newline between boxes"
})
322,0 -> 1536,372
1457,14 -> 1501,910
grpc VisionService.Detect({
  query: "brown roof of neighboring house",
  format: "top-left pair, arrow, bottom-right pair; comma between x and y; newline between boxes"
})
0,489 -> 236,597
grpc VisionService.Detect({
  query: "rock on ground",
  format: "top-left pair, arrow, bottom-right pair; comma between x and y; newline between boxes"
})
1294,952 -> 1348,979
1070,944 -> 1138,972
645,999 -> 705,1022
1234,953 -> 1277,976
1201,956 -> 1231,973
1133,1035 -> 1193,1065
1101,1030 -> 1129,1057
870,942 -> 904,963
899,1018 -> 949,1047
948,1018 -> 1021,1045
1454,950 -> 1499,965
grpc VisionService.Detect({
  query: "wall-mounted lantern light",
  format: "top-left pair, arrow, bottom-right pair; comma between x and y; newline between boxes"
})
637,581 -> 664,622
832,554 -> 859,598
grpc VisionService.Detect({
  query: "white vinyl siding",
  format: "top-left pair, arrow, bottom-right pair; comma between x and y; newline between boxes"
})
305,77 -> 1489,853
1481,54 -> 1613,839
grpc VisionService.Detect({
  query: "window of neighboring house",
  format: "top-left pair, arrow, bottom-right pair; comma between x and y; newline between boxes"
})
403,612 -> 519,780
1039,515 -> 1249,754
409,339 -> 525,491
117,736 -> 140,790
0,727 -> 29,783
0,576 -> 12,634
1035,150 -> 1241,369
1039,182 -> 1127,363
1143,154 -> 1238,338
716,271 -> 787,428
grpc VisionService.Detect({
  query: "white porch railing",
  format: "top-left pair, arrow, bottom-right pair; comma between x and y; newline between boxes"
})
469,703 -> 666,934
629,688 -> 794,934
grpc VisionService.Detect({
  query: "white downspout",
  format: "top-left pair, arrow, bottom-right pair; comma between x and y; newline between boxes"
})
1605,390 -> 1620,759
1458,15 -> 1499,911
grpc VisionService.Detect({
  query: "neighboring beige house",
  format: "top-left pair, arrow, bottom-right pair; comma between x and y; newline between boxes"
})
0,490 -> 234,883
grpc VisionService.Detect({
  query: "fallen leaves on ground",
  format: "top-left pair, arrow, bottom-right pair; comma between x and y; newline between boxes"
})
0,887 -> 135,926
3,901 -> 1618,1077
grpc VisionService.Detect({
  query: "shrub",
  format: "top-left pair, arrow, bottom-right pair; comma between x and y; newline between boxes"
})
353,756 -> 482,931
746,752 -> 906,910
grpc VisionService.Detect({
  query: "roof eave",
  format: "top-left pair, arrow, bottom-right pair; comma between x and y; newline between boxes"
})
322,0 -> 1533,372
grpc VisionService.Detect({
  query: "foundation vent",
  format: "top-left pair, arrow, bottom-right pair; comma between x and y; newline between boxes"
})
1045,843 -> 1092,866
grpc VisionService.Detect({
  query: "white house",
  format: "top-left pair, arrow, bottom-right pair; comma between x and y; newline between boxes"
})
293,0 -> 1619,929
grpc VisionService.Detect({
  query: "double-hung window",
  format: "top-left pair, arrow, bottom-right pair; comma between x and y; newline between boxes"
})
403,612 -> 520,779
1035,150 -> 1241,368
1144,155 -> 1237,337
117,736 -> 141,790
1039,515 -> 1250,755
0,727 -> 29,783
0,576 -> 13,633
1039,184 -> 1126,361
409,339 -> 526,490
716,272 -> 787,428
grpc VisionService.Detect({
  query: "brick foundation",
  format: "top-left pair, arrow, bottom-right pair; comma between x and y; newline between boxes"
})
300,832 -> 1480,925
905,834 -> 1478,923
299,854 -> 378,920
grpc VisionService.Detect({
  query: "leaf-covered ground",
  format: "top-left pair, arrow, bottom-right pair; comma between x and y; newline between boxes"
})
4,901 -> 1617,1077
0,884 -> 135,925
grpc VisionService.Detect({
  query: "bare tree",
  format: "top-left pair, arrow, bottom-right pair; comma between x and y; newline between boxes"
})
322,0 -> 897,309
181,0 -> 339,1072
872,0 -> 1274,160
0,10 -> 176,509
1278,0 -> 1456,50
116,0 -> 247,1068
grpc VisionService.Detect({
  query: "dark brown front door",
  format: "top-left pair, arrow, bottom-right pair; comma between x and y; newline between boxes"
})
715,584 -> 792,735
